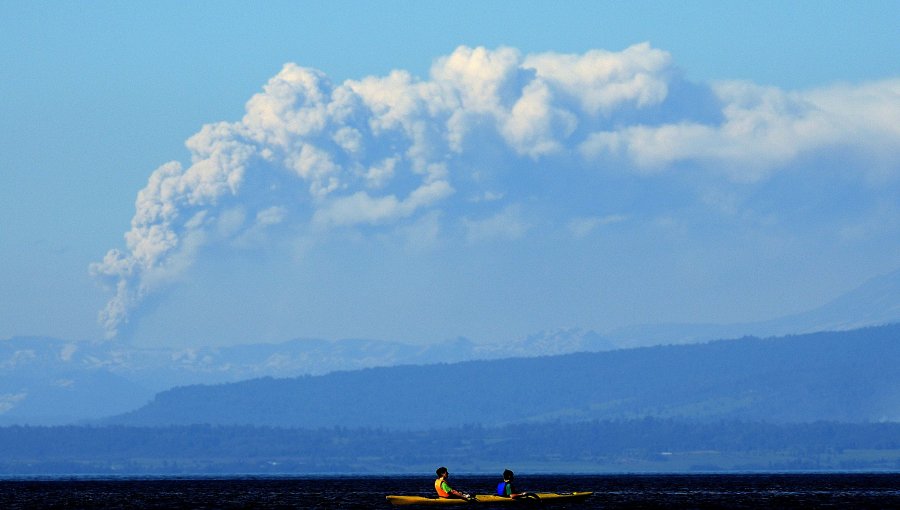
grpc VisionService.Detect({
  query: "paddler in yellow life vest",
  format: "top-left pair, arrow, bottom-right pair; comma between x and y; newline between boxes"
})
434,467 -> 474,500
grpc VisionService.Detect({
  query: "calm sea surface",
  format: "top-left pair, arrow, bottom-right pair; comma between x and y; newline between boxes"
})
1,474 -> 899,509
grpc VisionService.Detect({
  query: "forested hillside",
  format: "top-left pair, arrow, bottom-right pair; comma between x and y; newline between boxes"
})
0,330 -> 612,425
109,324 -> 900,428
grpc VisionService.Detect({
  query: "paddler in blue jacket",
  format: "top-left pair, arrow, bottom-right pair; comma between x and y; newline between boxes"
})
497,469 -> 538,499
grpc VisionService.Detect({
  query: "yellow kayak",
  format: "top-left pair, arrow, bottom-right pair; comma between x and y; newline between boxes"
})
386,492 -> 592,506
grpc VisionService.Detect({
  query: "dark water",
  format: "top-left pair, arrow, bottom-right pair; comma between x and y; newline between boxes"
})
1,474 -> 899,509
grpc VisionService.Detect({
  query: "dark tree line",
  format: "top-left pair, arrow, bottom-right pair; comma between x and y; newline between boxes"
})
2,419 -> 900,474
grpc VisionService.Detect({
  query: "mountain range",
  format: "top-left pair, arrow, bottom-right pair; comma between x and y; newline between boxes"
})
2,267 -> 899,425
607,267 -> 900,346
0,330 -> 613,425
109,324 -> 900,429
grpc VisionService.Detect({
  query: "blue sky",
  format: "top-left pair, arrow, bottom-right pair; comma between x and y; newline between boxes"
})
2,1 -> 899,347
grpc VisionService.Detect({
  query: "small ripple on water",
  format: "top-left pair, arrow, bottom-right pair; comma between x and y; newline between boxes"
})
0,474 -> 899,509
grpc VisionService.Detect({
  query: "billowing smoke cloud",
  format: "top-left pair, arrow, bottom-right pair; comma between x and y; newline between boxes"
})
91,43 -> 900,338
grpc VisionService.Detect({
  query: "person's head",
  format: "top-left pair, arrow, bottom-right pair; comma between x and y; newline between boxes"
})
436,467 -> 448,478
503,469 -> 514,481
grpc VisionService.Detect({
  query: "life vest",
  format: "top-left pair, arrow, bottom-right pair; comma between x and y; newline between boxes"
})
435,478 -> 450,497
497,481 -> 510,496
